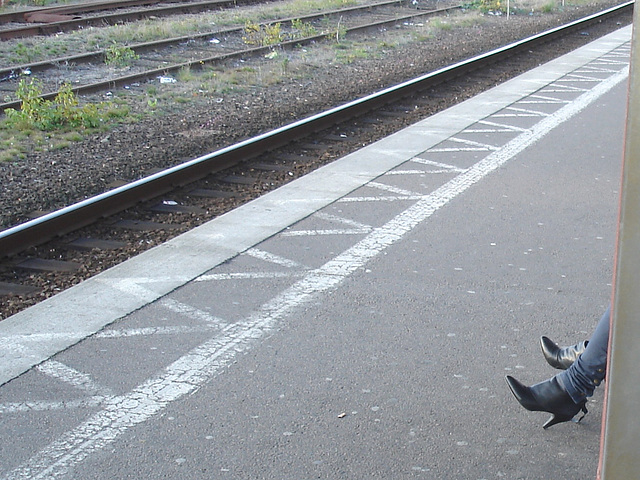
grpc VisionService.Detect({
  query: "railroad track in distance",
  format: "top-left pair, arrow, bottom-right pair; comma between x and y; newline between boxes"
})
0,0 -> 464,110
0,0 -> 274,40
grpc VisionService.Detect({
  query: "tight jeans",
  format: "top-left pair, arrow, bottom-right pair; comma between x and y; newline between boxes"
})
557,307 -> 610,404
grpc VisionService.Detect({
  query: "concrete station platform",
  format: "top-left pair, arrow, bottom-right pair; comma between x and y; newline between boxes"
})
0,25 -> 632,479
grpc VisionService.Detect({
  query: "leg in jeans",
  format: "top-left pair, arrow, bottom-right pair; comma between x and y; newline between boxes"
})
557,306 -> 610,403
505,306 -> 610,428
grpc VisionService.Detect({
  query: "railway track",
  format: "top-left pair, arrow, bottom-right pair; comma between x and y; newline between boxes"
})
0,0 -> 274,40
0,0 -> 464,109
0,2 -> 634,318
0,0 -> 210,23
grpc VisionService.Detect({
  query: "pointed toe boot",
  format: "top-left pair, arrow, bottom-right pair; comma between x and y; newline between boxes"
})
540,336 -> 588,370
505,375 -> 587,429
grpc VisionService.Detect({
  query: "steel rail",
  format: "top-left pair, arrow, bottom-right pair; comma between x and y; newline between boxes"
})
0,0 -> 270,40
0,3 -> 634,258
0,4 -> 464,112
0,0 -> 415,80
0,0 -> 193,24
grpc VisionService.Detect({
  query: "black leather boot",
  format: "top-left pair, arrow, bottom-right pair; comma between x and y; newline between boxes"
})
505,375 -> 587,429
540,336 -> 588,370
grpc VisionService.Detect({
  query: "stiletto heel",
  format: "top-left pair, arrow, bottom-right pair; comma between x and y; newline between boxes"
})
542,407 -> 587,429
540,336 -> 588,370
505,375 -> 587,429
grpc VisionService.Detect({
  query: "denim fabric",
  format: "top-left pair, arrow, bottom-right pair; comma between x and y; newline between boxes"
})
557,307 -> 610,404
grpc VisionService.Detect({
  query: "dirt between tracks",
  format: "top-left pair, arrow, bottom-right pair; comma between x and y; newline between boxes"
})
0,0 -> 631,319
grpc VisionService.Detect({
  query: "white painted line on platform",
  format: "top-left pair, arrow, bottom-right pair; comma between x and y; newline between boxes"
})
282,228 -> 371,237
95,325 -> 218,338
594,55 -> 630,62
245,248 -> 306,269
338,195 -> 427,202
387,169 -> 457,174
493,113 -> 542,118
368,181 -> 423,196
36,361 -> 113,397
503,106 -> 551,116
428,146 -> 494,152
195,271 -> 307,282
159,298 -> 228,325
0,396 -> 111,414
476,120 -> 529,132
520,94 -> 570,104
314,212 -> 372,230
410,158 -> 467,171
578,65 -> 622,73
541,84 -> 588,93
5,51 -> 629,480
559,74 -> 605,82
447,137 -> 500,150
460,129 -> 511,134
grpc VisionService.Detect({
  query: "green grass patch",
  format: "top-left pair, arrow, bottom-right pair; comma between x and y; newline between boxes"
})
333,43 -> 370,64
540,1 -> 557,13
104,43 -> 139,67
429,17 -> 453,31
0,77 -> 130,161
